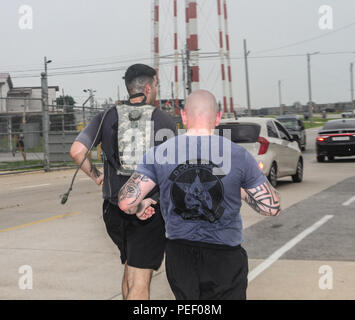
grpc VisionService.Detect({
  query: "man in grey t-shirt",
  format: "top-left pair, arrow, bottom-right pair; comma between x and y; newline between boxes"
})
118,90 -> 281,300
70,64 -> 177,300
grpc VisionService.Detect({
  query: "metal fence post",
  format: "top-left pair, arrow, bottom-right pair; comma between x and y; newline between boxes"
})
41,72 -> 50,172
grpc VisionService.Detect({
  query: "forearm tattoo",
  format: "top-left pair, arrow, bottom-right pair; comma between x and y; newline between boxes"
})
118,172 -> 149,206
89,160 -> 101,179
243,181 -> 281,216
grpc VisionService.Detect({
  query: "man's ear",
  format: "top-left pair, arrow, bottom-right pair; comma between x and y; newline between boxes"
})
180,109 -> 188,126
144,83 -> 151,96
215,111 -> 222,127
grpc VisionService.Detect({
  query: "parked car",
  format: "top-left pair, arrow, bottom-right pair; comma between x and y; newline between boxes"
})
341,111 -> 355,118
316,119 -> 355,162
276,114 -> 307,151
217,117 -> 303,187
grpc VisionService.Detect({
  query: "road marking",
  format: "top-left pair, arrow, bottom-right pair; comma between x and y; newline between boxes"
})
15,183 -> 51,190
0,212 -> 81,233
342,196 -> 355,206
248,215 -> 334,283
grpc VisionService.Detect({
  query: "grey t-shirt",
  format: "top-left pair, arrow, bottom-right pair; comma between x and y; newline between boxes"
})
76,106 -> 178,206
136,134 -> 267,247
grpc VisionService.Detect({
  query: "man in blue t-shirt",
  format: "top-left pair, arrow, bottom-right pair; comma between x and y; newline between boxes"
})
118,90 -> 281,300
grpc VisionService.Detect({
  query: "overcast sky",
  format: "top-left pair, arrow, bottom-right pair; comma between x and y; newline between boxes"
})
0,0 -> 354,109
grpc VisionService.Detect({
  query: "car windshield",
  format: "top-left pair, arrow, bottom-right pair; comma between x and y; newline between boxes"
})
278,119 -> 298,130
217,123 -> 261,143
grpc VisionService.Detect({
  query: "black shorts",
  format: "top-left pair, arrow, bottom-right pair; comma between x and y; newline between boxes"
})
17,141 -> 24,149
102,200 -> 166,271
165,239 -> 248,300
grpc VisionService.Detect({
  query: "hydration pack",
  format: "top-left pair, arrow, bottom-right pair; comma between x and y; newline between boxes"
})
116,104 -> 155,176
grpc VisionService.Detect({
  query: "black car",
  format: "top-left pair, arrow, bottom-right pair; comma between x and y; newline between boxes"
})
276,115 -> 306,151
316,119 -> 355,162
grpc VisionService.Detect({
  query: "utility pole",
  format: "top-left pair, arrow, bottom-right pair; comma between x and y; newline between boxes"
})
278,80 -> 283,115
307,52 -> 319,126
171,81 -> 174,101
181,49 -> 187,102
41,72 -> 50,172
186,46 -> 192,95
350,62 -> 354,111
42,57 -> 52,172
243,39 -> 251,116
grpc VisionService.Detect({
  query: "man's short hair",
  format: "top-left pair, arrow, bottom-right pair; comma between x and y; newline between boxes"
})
124,64 -> 156,95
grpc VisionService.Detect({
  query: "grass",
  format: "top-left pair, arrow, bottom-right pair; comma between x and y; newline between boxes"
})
303,117 -> 329,129
0,160 -> 44,171
265,114 -> 330,129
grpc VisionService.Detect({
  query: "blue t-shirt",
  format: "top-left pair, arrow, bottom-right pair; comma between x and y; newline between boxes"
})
136,134 -> 266,247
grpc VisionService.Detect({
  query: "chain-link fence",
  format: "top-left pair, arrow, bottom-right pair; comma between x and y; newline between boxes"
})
0,96 -> 105,172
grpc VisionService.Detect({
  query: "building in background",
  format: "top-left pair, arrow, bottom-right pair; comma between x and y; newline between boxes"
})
6,86 -> 59,113
0,73 -> 13,113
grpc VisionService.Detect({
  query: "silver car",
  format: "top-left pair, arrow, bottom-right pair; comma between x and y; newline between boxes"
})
218,117 -> 303,187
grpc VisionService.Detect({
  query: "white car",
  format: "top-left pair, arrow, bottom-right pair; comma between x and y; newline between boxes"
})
218,117 -> 303,187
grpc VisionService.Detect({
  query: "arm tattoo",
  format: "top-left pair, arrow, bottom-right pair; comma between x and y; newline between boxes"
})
90,161 -> 101,179
243,181 -> 281,216
118,173 -> 149,206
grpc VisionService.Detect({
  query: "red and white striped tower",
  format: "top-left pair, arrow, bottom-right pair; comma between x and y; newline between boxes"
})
185,0 -> 190,50
186,0 -> 200,92
223,0 -> 234,113
217,0 -> 228,114
173,0 -> 179,114
153,0 -> 160,107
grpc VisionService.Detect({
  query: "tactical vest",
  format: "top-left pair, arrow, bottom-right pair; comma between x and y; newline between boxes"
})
116,104 -> 155,176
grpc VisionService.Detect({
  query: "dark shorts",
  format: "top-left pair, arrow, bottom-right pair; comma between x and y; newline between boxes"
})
102,200 -> 166,271
165,239 -> 249,300
17,141 -> 24,149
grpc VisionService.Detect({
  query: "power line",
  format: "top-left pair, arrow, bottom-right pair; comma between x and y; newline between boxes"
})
10,60 -> 179,79
10,50 -> 355,79
253,21 -> 355,55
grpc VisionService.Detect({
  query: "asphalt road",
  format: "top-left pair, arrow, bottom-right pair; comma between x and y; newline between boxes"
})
0,127 -> 354,300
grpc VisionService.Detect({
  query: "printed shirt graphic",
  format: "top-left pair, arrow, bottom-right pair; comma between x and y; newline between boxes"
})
137,134 -> 267,247
170,161 -> 225,223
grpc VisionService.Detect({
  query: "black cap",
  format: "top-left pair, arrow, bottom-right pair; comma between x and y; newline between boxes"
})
123,64 -> 156,83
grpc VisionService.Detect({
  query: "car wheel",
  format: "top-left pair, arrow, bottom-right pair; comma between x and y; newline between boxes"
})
327,155 -> 334,161
317,155 -> 325,162
268,163 -> 278,187
292,159 -> 303,183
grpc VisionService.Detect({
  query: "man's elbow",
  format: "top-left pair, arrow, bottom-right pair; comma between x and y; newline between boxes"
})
70,141 -> 86,161
118,200 -> 129,213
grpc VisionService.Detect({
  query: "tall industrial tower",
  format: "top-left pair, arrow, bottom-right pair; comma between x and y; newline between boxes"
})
152,0 -> 235,115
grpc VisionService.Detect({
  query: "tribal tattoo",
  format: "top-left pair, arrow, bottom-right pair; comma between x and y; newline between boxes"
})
90,162 -> 101,179
243,181 -> 281,217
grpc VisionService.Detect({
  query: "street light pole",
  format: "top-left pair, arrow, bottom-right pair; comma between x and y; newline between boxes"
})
243,39 -> 251,116
83,89 -> 96,124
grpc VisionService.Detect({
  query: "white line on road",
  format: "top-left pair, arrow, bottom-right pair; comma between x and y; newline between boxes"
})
15,183 -> 51,190
248,215 -> 334,283
342,196 -> 355,206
